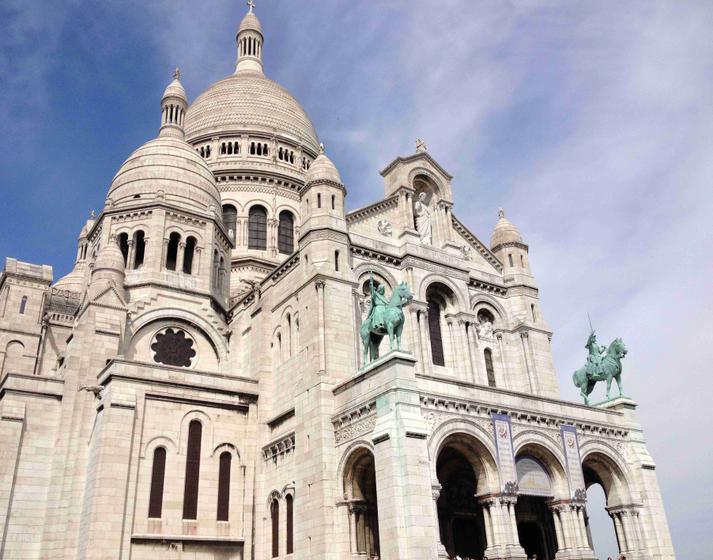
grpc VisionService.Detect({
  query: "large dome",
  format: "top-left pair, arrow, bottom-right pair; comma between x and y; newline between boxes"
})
184,71 -> 320,153
107,137 -> 221,213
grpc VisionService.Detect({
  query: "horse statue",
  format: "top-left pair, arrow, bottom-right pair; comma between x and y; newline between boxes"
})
572,331 -> 628,405
360,274 -> 413,366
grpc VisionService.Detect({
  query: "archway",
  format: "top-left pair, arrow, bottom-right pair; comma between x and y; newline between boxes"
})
435,433 -> 495,558
343,448 -> 380,558
514,451 -> 560,560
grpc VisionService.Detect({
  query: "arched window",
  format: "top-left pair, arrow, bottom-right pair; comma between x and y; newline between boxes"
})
133,230 -> 146,268
331,194 -> 336,210
227,142 -> 233,155
334,250 -> 340,271
206,145 -> 211,157
148,447 -> 166,518
212,249 -> 219,288
219,256 -> 225,290
263,143 -> 268,156
182,420 -> 202,520
19,295 -> 28,315
221,142 -> 226,154
222,204 -> 237,244
248,206 -> 267,250
271,498 -> 279,558
531,304 -> 537,322
118,233 -> 129,267
317,193 -> 322,208
286,494 -> 294,554
166,232 -> 180,271
217,451 -> 231,521
277,210 -> 294,254
183,236 -> 196,274
256,143 -> 262,156
484,348 -> 496,387
233,141 -> 239,154
427,299 -> 445,366
508,254 -> 514,267
250,142 -> 256,155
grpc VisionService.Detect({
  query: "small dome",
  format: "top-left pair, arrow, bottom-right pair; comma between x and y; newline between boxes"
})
306,147 -> 341,184
490,209 -> 524,249
79,217 -> 95,238
107,137 -> 220,213
239,11 -> 262,34
93,241 -> 126,274
163,70 -> 187,103
53,263 -> 87,294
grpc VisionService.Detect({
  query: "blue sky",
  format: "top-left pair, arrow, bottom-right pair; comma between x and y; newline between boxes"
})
1,1 -> 712,557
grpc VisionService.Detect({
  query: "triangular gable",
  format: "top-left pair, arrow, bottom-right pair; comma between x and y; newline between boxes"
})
380,152 -> 453,181
451,215 -> 503,273
89,284 -> 127,309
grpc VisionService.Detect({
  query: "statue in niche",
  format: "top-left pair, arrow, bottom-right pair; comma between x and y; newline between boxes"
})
414,192 -> 432,245
476,319 -> 493,339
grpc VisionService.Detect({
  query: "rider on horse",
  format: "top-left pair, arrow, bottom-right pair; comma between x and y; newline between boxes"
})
585,331 -> 607,376
365,273 -> 389,331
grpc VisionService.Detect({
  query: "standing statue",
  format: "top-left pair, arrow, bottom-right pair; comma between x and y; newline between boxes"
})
572,331 -> 628,405
414,192 -> 432,245
360,273 -> 414,365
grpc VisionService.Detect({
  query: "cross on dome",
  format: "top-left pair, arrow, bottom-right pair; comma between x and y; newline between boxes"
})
173,67 -> 181,80
498,208 -> 505,219
247,0 -> 255,13
415,138 -> 427,153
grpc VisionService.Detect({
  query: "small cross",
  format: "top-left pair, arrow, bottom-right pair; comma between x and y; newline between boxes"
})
173,67 -> 180,80
247,0 -> 255,13
415,138 -> 427,153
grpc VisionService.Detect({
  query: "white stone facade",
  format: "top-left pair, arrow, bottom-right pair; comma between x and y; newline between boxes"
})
0,7 -> 675,560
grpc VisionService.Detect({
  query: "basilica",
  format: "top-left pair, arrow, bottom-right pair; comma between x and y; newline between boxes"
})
0,6 -> 675,560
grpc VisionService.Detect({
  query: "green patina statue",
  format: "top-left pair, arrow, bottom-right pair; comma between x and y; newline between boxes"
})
360,272 -> 414,365
572,331 -> 628,405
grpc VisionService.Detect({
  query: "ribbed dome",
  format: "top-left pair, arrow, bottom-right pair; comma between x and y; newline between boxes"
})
490,209 -> 524,249
163,76 -> 187,102
53,263 -> 87,294
184,73 -> 320,152
107,137 -> 220,213
239,11 -> 262,34
306,148 -> 341,184
94,241 -> 126,274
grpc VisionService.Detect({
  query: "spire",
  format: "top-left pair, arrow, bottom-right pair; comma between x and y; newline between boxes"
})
159,68 -> 187,138
235,1 -> 264,74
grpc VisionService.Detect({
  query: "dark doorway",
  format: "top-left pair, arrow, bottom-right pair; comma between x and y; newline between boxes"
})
516,496 -> 557,560
437,447 -> 487,558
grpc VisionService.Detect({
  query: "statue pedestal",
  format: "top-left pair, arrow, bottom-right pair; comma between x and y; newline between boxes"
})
594,395 -> 637,410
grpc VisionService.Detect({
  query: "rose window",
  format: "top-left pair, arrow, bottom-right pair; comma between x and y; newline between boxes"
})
151,328 -> 196,367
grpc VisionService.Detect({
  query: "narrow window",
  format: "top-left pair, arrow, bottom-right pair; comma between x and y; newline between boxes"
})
331,195 -> 336,210
183,236 -> 196,274
19,295 -> 28,315
217,451 -> 231,521
427,300 -> 445,366
222,204 -> 238,244
206,145 -> 211,157
148,447 -> 166,518
182,420 -> 202,520
521,254 -> 525,267
213,249 -> 219,288
219,256 -> 225,290
271,498 -> 279,558
334,250 -> 340,271
278,210 -> 294,254
250,142 -> 256,155
228,142 -> 233,155
508,254 -> 514,267
263,143 -> 268,156
286,494 -> 294,554
317,193 -> 321,208
279,147 -> 283,160
221,142 -> 226,154
531,304 -> 536,322
133,230 -> 145,268
257,143 -> 262,156
484,349 -> 496,387
166,232 -> 180,271
248,206 -> 268,250
234,141 -> 239,154
118,233 -> 129,267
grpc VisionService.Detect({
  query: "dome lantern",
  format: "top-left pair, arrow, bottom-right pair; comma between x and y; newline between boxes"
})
159,68 -> 187,139
235,1 -> 264,75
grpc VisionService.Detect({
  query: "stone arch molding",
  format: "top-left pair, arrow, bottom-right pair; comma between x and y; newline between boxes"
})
418,273 -> 468,311
408,167 -> 446,200
179,409 -> 214,455
212,442 -> 241,462
353,262 -> 398,291
471,294 -> 509,327
428,417 -> 498,490
513,430 -> 570,499
580,439 -> 637,506
336,439 -> 375,500
128,307 -> 229,365
142,434 -> 178,458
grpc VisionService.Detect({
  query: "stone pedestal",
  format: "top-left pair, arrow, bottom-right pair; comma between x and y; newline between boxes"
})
367,352 -> 440,560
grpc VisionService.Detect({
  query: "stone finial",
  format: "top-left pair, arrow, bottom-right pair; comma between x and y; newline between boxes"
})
173,67 -> 181,80
498,208 -> 505,219
415,138 -> 427,153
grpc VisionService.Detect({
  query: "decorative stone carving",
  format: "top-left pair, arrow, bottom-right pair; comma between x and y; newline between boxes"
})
458,244 -> 472,260
476,319 -> 493,339
376,219 -> 392,237
414,192 -> 432,245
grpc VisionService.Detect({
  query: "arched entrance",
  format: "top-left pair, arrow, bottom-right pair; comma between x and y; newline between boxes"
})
514,453 -> 560,560
582,451 -> 633,558
343,448 -> 380,559
435,433 -> 495,558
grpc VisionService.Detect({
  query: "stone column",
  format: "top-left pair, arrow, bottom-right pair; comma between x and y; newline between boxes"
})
431,484 -> 449,559
550,505 -> 566,553
466,322 -> 481,384
315,280 -> 326,373
126,239 -> 135,270
409,307 -> 422,370
458,320 -> 472,380
177,241 -> 186,272
161,238 -> 169,269
194,246 -> 202,277
519,331 -> 537,393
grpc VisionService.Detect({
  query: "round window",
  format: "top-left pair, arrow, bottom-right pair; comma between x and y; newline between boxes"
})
151,328 -> 196,367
